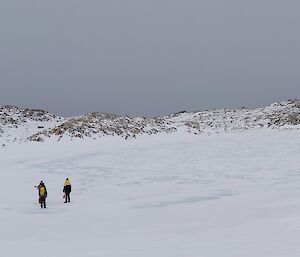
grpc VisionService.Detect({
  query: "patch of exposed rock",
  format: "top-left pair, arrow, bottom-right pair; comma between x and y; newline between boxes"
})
28,112 -> 177,141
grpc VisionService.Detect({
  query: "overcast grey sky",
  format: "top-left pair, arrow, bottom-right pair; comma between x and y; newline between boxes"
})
0,0 -> 299,117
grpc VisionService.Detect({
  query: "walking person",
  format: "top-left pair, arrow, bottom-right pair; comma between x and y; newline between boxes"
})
63,178 -> 72,203
35,181 -> 47,208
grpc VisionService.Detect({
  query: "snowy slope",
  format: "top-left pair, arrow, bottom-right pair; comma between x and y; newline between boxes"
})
0,105 -> 63,145
28,113 -> 177,142
1,130 -> 300,257
12,99 -> 300,143
1,100 -> 299,144
166,99 -> 300,134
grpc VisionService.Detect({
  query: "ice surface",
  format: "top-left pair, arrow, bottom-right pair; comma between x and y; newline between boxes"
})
0,130 -> 300,256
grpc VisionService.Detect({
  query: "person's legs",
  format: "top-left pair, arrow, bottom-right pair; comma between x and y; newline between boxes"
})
40,197 -> 46,208
67,192 -> 70,202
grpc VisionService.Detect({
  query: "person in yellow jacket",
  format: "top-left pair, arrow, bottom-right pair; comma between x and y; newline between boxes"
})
63,178 -> 72,203
35,181 -> 47,208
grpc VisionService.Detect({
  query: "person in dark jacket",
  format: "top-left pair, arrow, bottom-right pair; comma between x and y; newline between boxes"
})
35,181 -> 47,208
63,178 -> 72,203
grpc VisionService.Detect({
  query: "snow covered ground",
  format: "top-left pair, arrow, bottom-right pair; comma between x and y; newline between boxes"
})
1,129 -> 300,257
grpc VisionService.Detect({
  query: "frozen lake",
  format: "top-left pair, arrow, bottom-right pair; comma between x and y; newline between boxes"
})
1,129 -> 300,257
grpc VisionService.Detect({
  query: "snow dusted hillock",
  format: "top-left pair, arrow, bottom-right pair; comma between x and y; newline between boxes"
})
263,99 -> 300,127
28,112 -> 177,141
1,100 -> 299,144
0,105 -> 63,144
165,99 -> 300,134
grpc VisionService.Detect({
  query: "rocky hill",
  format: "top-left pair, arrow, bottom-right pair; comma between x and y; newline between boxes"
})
166,99 -> 300,134
1,100 -> 299,144
28,112 -> 177,142
0,105 -> 63,144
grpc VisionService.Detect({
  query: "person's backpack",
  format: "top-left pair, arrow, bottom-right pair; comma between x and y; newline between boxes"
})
40,186 -> 46,197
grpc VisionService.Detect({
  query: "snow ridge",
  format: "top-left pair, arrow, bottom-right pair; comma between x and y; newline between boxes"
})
28,113 -> 176,142
166,99 -> 300,134
0,105 -> 63,144
1,100 -> 299,144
